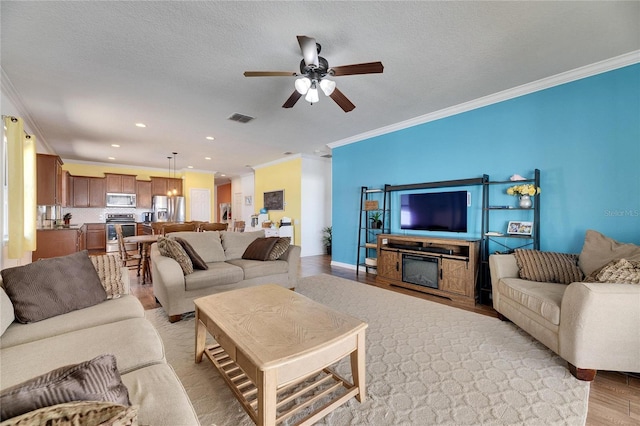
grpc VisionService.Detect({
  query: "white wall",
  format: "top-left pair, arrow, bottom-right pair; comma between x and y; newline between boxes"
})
231,173 -> 255,226
301,156 -> 331,256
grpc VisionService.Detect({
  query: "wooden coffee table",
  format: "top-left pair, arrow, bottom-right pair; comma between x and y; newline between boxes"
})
194,284 -> 367,426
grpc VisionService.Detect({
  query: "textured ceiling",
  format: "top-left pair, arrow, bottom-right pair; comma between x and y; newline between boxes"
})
2,1 -> 639,180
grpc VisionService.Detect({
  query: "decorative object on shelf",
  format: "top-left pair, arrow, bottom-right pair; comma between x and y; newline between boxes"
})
370,211 -> 382,229
322,226 -> 332,255
63,213 -> 72,225
507,221 -> 533,235
509,174 -> 527,181
364,200 -> 379,211
506,183 -> 540,208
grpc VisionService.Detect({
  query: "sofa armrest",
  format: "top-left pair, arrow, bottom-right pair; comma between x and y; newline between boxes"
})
120,267 -> 130,294
559,281 -> 640,373
280,245 -> 301,287
150,244 -> 187,313
489,254 -> 519,281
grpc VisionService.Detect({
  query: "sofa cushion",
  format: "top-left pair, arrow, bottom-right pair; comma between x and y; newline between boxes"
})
1,401 -> 137,426
268,237 -> 291,260
90,253 -> 127,298
0,354 -> 130,421
0,295 -> 144,349
227,259 -> 289,280
242,237 -> 279,261
498,278 -> 566,325
1,251 -> 107,323
184,262 -> 244,291
514,249 -> 583,284
221,230 -> 265,260
168,231 -> 226,263
0,288 -> 15,337
0,318 -> 164,389
578,229 -> 640,276
585,258 -> 640,284
173,237 -> 208,270
157,237 -> 193,275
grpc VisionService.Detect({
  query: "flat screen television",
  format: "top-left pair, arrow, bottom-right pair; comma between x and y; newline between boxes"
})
400,190 -> 468,232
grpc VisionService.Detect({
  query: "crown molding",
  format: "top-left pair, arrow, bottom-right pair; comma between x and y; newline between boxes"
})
1,68 -> 55,153
328,50 -> 640,149
252,153 -> 302,170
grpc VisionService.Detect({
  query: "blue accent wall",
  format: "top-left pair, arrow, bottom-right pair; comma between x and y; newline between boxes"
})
332,64 -> 640,266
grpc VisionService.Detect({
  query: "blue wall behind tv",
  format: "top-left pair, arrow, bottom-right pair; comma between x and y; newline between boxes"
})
332,63 -> 640,267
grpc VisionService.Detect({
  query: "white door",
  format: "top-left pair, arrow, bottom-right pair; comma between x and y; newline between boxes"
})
190,188 -> 211,222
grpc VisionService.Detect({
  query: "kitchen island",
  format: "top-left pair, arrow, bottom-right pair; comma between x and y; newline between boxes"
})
32,224 -> 85,261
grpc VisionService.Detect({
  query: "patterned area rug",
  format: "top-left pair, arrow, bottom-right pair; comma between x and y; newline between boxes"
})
145,274 -> 589,425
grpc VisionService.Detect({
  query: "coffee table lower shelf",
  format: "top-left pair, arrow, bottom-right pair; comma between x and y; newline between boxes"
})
204,343 -> 359,425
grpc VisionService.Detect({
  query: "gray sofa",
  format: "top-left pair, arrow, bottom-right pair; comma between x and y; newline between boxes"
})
0,259 -> 199,425
490,233 -> 640,381
151,230 -> 301,322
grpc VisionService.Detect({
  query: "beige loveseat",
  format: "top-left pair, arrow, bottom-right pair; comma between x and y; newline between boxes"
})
489,230 -> 640,381
151,230 -> 301,322
0,252 -> 199,425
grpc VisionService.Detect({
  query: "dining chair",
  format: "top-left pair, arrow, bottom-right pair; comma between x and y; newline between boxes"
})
198,222 -> 229,232
162,222 -> 198,235
233,221 -> 246,232
115,224 -> 142,275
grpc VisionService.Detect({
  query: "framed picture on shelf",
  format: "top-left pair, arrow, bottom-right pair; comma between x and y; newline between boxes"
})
507,221 -> 533,235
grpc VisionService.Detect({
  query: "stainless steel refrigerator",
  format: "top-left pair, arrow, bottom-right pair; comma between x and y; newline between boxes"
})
152,195 -> 169,222
152,195 -> 185,223
169,196 -> 185,223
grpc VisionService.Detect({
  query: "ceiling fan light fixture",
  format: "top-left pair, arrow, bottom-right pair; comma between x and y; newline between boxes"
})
294,77 -> 311,95
305,85 -> 319,103
319,79 -> 336,96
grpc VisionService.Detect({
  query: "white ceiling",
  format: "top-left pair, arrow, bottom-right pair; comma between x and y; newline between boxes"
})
2,2 -> 639,181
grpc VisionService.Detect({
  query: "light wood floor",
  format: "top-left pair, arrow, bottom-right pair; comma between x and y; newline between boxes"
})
129,254 -> 640,425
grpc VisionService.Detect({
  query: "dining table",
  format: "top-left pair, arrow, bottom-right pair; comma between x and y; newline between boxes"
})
123,234 -> 160,284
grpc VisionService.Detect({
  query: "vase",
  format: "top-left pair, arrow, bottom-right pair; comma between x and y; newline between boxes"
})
519,195 -> 532,209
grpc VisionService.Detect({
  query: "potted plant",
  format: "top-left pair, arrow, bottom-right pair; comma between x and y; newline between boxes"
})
322,226 -> 332,255
370,212 -> 383,229
63,213 -> 72,226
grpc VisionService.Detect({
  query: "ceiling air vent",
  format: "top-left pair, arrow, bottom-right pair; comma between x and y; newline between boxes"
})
321,154 -> 332,158
228,113 -> 255,123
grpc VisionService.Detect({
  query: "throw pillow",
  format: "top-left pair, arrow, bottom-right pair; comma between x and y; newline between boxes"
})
221,230 -> 265,260
268,237 -> 291,260
0,251 -> 107,323
173,237 -> 208,270
514,249 -> 583,284
578,229 -> 640,276
584,258 -> 640,284
157,237 -> 193,275
242,237 -> 279,261
2,401 -> 137,426
0,354 -> 130,421
90,253 -> 128,298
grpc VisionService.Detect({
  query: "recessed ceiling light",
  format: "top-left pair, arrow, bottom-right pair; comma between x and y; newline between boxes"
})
283,151 -> 293,155
108,157 -> 115,160
111,144 -> 120,148
135,123 -> 146,128
187,166 -> 193,169
205,136 -> 215,141
220,174 -> 226,177
205,157 -> 211,160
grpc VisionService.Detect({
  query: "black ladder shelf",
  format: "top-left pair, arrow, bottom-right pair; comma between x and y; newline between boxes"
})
356,185 -> 390,276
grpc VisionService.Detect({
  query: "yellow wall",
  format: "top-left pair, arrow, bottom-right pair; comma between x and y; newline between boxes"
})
183,171 -> 216,221
254,158 -> 302,245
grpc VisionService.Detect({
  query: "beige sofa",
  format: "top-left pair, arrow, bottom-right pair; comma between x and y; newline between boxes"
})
151,230 -> 301,322
490,238 -> 640,381
0,255 -> 199,425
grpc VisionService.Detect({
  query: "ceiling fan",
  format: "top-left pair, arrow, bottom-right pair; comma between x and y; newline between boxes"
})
244,35 -> 384,112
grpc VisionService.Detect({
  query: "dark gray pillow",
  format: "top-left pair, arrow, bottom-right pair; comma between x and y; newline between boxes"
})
1,251 -> 107,323
173,237 -> 208,270
0,354 -> 130,421
242,237 -> 279,261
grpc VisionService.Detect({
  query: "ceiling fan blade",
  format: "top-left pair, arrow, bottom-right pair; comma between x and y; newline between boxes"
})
297,35 -> 319,67
244,71 -> 297,77
329,61 -> 384,76
282,90 -> 302,108
329,87 -> 356,112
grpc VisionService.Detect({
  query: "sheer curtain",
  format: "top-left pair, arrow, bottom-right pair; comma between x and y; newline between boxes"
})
3,116 -> 36,259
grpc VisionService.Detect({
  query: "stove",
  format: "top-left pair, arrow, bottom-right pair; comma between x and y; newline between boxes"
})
105,213 -> 137,253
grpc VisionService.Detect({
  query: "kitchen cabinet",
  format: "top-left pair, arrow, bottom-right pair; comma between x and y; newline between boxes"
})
36,154 -> 64,205
105,173 -> 137,194
32,228 -> 84,261
151,177 -> 182,196
61,171 -> 71,207
136,180 -> 152,209
71,176 -> 106,207
85,223 -> 106,251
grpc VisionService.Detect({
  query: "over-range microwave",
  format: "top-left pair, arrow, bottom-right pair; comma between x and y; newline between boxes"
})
106,193 -> 136,208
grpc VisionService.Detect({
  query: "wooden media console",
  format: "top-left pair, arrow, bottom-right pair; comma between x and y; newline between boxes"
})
376,234 -> 480,306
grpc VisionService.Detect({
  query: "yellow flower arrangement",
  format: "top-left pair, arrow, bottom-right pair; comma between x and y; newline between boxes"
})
506,184 -> 541,196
